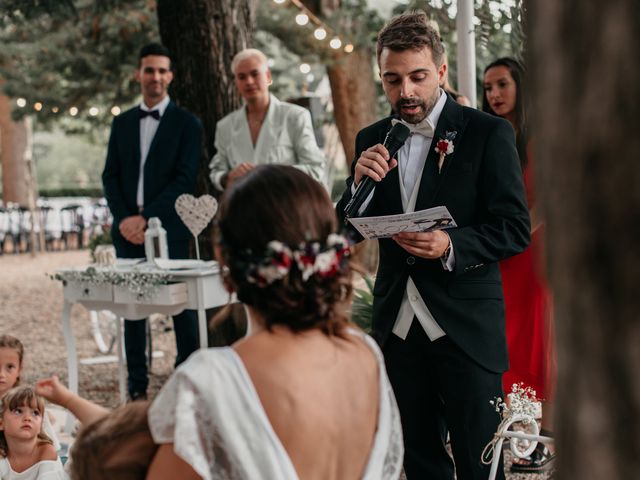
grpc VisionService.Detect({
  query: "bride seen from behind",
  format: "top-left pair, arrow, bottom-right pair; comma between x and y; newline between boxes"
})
146,165 -> 403,480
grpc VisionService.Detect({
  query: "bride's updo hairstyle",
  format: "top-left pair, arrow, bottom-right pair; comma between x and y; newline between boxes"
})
215,165 -> 352,336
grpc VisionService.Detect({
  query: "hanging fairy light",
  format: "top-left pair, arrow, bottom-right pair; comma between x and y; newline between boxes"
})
344,44 -> 354,53
16,98 -> 27,108
111,106 -> 121,116
89,107 -> 99,116
273,0 -> 286,3
69,107 -> 78,116
34,102 -> 43,111
299,63 -> 311,74
329,37 -> 342,49
295,13 -> 309,26
51,107 -> 59,113
314,28 -> 327,40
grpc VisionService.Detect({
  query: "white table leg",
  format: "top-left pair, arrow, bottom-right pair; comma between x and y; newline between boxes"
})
116,316 -> 126,405
196,277 -> 208,349
61,300 -> 77,433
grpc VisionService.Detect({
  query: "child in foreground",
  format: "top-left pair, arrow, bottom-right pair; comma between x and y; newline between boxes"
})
0,334 -> 61,452
0,385 -> 67,479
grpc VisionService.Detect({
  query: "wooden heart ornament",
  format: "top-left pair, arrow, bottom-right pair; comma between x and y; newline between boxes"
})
175,194 -> 217,237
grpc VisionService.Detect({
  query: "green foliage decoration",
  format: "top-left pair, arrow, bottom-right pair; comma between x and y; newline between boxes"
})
0,0 -> 158,130
350,274 -> 374,332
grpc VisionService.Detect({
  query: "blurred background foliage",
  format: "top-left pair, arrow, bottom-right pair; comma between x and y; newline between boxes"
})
0,0 -> 523,193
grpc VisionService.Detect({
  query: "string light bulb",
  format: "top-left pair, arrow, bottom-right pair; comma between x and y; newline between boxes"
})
69,107 -> 78,116
34,102 -> 43,111
344,44 -> 354,53
329,37 -> 342,49
89,107 -> 99,116
273,0 -> 286,3
299,63 -> 311,74
295,13 -> 309,26
16,98 -> 27,108
314,28 -> 327,40
111,106 -> 121,116
51,107 -> 59,113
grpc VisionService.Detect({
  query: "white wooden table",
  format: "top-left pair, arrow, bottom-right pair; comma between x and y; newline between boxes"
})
58,260 -> 231,407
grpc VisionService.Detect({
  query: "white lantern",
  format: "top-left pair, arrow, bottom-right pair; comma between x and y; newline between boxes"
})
144,217 -> 169,262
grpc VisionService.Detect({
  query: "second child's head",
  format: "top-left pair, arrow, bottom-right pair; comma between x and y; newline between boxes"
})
0,335 -> 24,396
0,386 -> 53,457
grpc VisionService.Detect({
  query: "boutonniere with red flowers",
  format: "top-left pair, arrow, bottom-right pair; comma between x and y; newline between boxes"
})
435,131 -> 457,173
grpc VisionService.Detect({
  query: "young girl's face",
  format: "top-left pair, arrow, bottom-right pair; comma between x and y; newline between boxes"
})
0,347 -> 21,396
0,402 -> 43,442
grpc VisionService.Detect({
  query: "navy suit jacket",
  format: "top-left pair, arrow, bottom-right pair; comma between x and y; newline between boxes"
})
337,97 -> 530,372
102,101 -> 202,257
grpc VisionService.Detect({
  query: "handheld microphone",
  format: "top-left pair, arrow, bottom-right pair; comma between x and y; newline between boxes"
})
343,122 -> 411,220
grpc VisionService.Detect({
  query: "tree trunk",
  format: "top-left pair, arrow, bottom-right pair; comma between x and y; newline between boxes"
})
528,1 -> 640,479
0,94 -> 32,206
156,0 -> 256,344
327,51 -> 378,167
156,0 -> 256,191
300,0 -> 378,168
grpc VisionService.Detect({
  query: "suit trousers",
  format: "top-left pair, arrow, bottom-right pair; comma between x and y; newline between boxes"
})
118,239 -> 200,396
383,320 -> 505,480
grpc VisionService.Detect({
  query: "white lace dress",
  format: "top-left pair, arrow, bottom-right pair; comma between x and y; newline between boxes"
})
0,458 -> 68,479
148,332 -> 404,480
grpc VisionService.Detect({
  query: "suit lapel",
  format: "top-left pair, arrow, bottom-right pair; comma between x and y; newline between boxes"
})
377,117 -> 404,215
415,96 -> 467,208
128,108 -> 142,178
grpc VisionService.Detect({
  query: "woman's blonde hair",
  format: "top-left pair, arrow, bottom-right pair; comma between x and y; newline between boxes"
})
0,386 -> 52,457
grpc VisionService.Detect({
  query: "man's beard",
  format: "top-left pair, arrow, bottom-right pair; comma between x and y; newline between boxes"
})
394,90 -> 440,124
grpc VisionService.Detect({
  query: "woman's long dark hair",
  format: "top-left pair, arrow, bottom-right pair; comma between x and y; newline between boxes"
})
482,57 -> 528,169
215,165 -> 352,337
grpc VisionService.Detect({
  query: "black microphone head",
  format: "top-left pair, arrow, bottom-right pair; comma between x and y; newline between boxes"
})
383,122 -> 411,158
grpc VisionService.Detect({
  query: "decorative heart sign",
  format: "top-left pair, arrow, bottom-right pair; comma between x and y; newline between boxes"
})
175,194 -> 217,237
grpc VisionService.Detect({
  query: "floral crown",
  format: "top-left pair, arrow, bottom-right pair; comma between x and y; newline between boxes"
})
231,233 -> 351,287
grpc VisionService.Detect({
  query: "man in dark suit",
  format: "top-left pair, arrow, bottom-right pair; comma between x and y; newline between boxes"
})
337,12 -> 530,480
102,43 -> 202,401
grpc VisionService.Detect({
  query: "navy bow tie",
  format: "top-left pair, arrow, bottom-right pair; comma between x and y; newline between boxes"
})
139,109 -> 160,120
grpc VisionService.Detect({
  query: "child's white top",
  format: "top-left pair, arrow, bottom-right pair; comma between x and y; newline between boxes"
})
0,457 -> 68,480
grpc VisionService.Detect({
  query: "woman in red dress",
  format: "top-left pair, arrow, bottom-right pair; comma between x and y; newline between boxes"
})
483,57 -> 556,474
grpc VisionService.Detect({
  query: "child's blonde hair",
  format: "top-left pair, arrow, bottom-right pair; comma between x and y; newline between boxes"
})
0,335 -> 24,386
0,386 -> 52,457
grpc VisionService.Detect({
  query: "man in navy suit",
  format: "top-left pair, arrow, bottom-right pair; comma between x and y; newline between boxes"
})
102,43 -> 202,401
337,12 -> 530,480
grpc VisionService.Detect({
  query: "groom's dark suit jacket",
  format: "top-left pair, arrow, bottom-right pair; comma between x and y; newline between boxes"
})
102,102 -> 202,257
337,96 -> 530,373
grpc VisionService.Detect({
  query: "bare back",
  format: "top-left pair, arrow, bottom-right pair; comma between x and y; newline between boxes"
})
234,328 -> 379,480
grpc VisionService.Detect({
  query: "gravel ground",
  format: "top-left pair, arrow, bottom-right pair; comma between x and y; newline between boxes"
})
0,249 -> 175,408
0,249 -> 552,479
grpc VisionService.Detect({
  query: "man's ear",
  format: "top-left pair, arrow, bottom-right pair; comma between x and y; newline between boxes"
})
166,70 -> 174,85
135,68 -> 142,83
438,62 -> 447,86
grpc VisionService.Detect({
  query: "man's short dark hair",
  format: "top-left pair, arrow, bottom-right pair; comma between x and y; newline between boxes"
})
376,11 -> 444,67
138,43 -> 172,68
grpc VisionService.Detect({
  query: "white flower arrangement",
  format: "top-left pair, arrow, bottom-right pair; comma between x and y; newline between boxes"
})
490,382 -> 539,424
51,266 -> 171,300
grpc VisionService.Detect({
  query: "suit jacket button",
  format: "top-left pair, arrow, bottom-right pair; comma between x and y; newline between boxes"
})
406,256 -> 415,265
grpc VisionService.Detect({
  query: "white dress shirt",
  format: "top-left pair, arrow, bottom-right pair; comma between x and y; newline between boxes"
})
137,95 -> 170,207
351,89 -> 454,342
